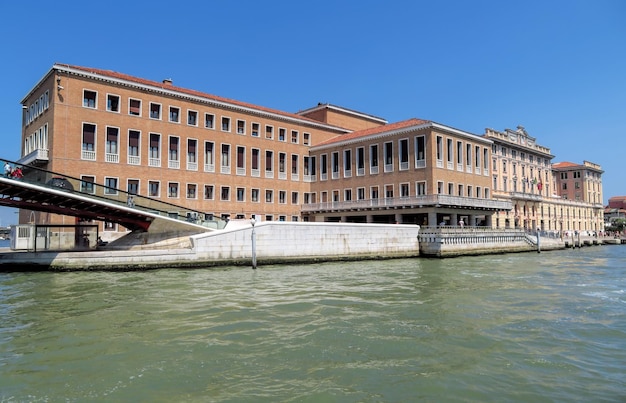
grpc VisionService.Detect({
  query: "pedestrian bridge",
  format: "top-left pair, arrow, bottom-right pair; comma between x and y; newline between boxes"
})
0,159 -> 227,233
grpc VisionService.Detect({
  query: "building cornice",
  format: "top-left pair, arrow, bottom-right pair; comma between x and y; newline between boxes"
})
311,121 -> 492,152
24,64 -> 351,135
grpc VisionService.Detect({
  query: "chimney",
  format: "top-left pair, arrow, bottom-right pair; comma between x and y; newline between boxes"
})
163,78 -> 173,85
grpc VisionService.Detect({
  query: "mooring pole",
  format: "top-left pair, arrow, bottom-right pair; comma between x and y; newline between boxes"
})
251,218 -> 257,269
537,227 -> 541,253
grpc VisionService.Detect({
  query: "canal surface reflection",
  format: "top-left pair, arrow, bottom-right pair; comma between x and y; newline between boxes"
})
1,247 -> 625,402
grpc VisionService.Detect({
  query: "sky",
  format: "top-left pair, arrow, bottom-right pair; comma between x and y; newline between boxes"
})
0,0 -> 624,226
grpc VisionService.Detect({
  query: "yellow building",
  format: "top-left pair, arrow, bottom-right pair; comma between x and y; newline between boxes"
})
486,126 -> 604,233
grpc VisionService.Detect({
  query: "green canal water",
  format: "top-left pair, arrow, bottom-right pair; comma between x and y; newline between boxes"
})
1,246 -> 625,402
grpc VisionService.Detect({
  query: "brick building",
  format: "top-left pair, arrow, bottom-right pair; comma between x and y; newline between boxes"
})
16,63 -> 602,235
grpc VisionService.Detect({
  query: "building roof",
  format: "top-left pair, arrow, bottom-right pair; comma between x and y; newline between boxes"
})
297,103 -> 388,125
28,63 -> 352,134
552,161 -> 580,169
311,118 -> 492,150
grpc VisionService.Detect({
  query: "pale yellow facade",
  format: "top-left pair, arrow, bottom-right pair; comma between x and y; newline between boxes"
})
486,126 -> 604,233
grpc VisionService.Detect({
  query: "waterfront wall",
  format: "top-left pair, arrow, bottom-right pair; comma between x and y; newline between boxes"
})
190,221 -> 421,262
418,227 -> 565,257
0,222 -> 422,270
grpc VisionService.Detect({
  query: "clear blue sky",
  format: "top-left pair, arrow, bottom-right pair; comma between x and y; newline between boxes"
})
0,0 -> 624,226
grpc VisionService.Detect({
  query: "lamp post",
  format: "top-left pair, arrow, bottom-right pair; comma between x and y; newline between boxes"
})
250,217 -> 257,270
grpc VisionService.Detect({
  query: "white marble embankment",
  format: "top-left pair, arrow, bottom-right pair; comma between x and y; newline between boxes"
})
0,222 -> 421,270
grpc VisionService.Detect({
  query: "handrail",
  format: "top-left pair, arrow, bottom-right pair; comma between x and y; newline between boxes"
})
1,157 -> 227,230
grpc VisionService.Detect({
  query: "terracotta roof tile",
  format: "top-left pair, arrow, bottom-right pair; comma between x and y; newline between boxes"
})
57,64 -> 347,131
314,118 -> 431,147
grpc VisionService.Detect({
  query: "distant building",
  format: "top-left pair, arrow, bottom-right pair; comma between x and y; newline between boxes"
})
604,196 -> 626,224
487,125 -> 604,233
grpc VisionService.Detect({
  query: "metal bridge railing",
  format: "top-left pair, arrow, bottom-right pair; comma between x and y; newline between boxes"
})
1,158 -> 227,230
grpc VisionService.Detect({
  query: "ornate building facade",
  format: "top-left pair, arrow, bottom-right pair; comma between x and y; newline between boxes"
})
486,126 -> 604,233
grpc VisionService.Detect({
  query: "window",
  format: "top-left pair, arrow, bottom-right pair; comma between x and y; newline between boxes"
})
416,181 -> 426,196
169,107 -> 180,123
331,152 -> 339,179
483,148 -> 489,171
104,177 -> 118,195
107,94 -> 120,112
221,144 -> 231,173
265,125 -> 273,139
303,132 -> 310,145
169,136 -> 179,168
385,184 -> 394,199
357,187 -> 365,200
186,184 -> 197,199
80,175 -> 95,194
291,191 -> 299,204
236,146 -> 246,175
446,138 -> 453,164
401,183 -> 410,197
251,188 -> 259,202
83,90 -> 97,108
221,117 -> 231,131
168,182 -> 179,198
356,147 -> 365,176
475,146 -> 480,169
149,133 -> 161,166
344,149 -> 352,177
321,154 -> 328,180
187,139 -> 197,169
399,139 -> 409,170
291,154 -> 299,175
237,120 -> 245,135
436,136 -> 443,160
127,179 -> 139,195
279,152 -> 286,174
251,122 -> 260,137
456,141 -> 463,165
187,110 -> 198,126
150,103 -> 161,119
82,123 -> 96,160
384,141 -> 393,172
205,113 -> 214,129
278,128 -> 286,142
265,150 -> 274,175
220,186 -> 230,201
149,181 -> 160,197
560,172 -> 568,179
128,130 -> 140,164
344,189 -> 352,201
370,144 -> 379,174
279,190 -> 286,204
129,99 -> 141,116
251,148 -> 260,174
291,130 -> 298,144
466,144 -> 472,167
204,185 -> 214,200
204,141 -> 214,171
265,189 -> 273,203
105,127 -> 119,163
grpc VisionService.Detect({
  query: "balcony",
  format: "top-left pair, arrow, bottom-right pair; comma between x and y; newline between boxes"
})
302,194 -> 512,213
18,148 -> 49,166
